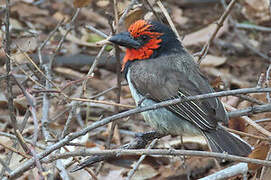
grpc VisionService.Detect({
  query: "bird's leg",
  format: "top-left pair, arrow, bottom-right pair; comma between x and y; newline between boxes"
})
122,131 -> 166,149
135,131 -> 165,142
71,131 -> 166,172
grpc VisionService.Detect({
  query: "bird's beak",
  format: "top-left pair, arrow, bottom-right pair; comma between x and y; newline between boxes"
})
109,32 -> 141,49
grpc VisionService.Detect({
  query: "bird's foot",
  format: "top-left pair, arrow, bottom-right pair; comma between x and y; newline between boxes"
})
135,131 -> 165,142
71,131 -> 166,172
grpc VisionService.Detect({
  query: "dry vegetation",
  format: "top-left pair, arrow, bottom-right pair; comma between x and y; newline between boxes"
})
0,0 -> 271,179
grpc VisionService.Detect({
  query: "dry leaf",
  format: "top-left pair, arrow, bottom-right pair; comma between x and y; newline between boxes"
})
81,9 -> 108,27
0,92 -> 7,108
172,8 -> 188,26
248,142 -> 270,171
242,0 -> 270,23
261,166 -> 271,180
12,36 -> 38,52
10,18 -> 23,30
183,20 -> 228,46
96,0 -> 110,7
224,96 -> 239,107
131,164 -> 159,180
85,141 -> 97,148
229,117 -> 246,132
59,27 -> 104,47
200,55 -> 227,67
48,122 -> 63,130
21,0 -> 34,3
14,96 -> 28,112
203,67 -> 252,88
98,169 -> 124,180
11,3 -> 49,18
211,76 -> 223,89
73,0 -> 92,8
166,136 -> 207,148
124,8 -> 145,29
53,12 -> 70,23
32,16 -> 58,28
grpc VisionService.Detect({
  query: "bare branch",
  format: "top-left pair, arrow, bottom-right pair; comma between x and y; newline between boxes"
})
225,104 -> 271,137
197,0 -> 237,64
46,149 -> 271,167
156,0 -> 181,40
199,162 -> 248,180
6,87 -> 271,179
126,139 -> 158,180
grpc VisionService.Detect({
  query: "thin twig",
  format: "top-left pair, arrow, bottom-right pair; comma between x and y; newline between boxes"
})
4,0 -> 18,151
16,67 -> 46,180
235,94 -> 265,105
266,64 -> 271,103
89,85 -> 118,99
62,146 -> 98,180
82,45 -> 107,95
225,104 -> 271,137
255,118 -> 271,123
197,0 -> 237,64
0,132 -> 46,149
227,103 -> 271,118
38,19 -> 64,65
70,97 -> 135,108
61,102 -> 77,138
5,87 -> 271,179
232,24 -> 270,62
10,74 -> 39,145
49,8 -> 80,69
143,0 -> 162,22
118,0 -> 139,26
260,150 -> 271,180
0,158 -> 11,174
126,139 -> 158,180
156,0 -> 181,40
223,127 -> 270,141
46,149 -> 271,167
2,2 -> 38,177
85,24 -> 109,38
0,110 -> 32,179
0,141 -> 31,159
236,23 -> 271,32
10,55 -> 44,88
106,0 -> 122,150
199,162 -> 248,180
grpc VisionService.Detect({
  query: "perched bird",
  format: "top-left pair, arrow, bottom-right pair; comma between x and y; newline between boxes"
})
109,20 -> 252,156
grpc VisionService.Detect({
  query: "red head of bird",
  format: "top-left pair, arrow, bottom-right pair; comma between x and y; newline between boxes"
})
109,20 -> 183,71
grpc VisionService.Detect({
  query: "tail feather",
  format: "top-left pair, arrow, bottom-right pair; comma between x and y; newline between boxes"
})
203,127 -> 252,157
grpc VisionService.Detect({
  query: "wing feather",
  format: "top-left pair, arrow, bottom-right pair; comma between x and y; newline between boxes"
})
128,54 -> 228,131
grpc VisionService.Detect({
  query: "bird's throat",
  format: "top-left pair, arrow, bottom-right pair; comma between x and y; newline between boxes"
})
121,38 -> 162,71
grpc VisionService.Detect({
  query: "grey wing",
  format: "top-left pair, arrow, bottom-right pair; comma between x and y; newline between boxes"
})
129,60 -> 228,131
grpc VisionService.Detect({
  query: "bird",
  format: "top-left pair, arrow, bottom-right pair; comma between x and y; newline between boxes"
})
108,19 -> 252,156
